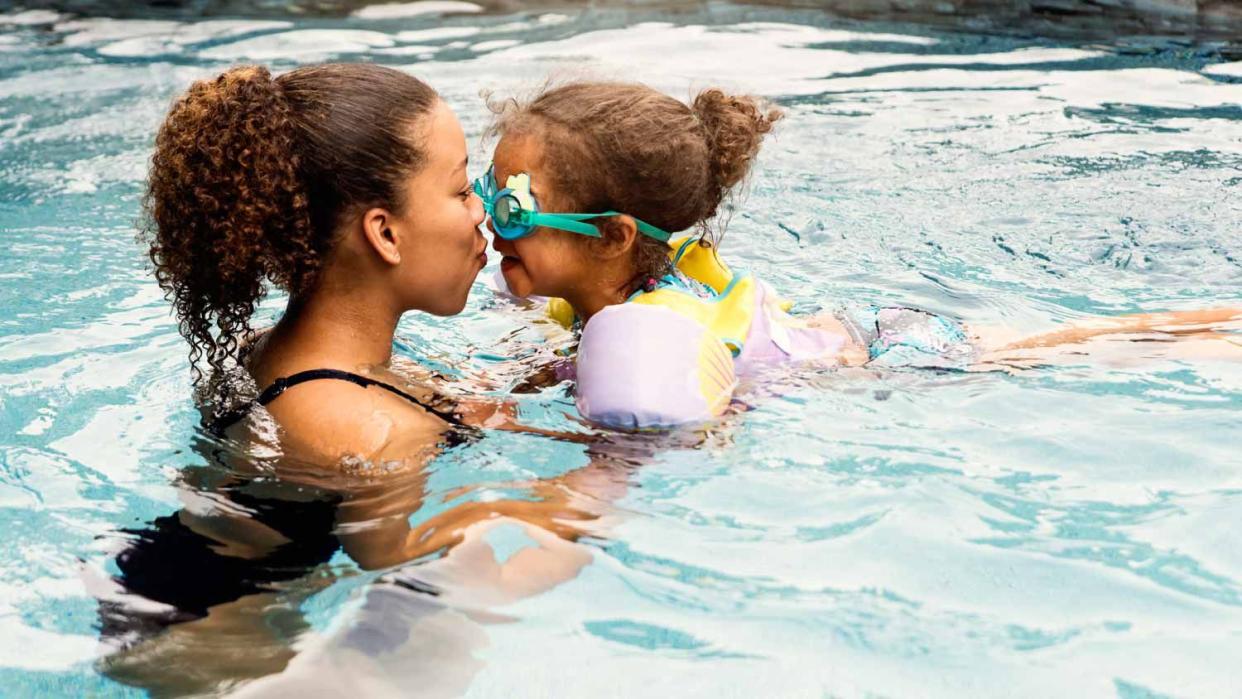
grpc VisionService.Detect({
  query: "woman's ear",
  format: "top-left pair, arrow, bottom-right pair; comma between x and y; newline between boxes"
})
594,215 -> 638,260
361,207 -> 402,265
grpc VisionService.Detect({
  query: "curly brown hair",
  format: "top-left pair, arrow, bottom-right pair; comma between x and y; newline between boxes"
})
143,63 -> 438,385
487,81 -> 782,288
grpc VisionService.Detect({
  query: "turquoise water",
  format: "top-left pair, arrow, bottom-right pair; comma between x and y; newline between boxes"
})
2,3 -> 1241,697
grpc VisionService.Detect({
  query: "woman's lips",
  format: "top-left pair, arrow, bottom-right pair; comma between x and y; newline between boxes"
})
474,235 -> 488,266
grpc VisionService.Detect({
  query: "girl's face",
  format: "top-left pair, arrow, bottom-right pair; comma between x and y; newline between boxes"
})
393,101 -> 488,315
488,135 -> 594,300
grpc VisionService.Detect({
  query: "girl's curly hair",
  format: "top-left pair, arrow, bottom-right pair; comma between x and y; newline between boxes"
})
143,63 -> 438,385
488,81 -> 782,288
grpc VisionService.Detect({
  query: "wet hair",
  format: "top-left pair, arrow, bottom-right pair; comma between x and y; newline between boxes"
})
143,63 -> 439,384
488,81 -> 782,287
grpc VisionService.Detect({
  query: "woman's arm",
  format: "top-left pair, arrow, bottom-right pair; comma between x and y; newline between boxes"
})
331,457 -> 612,570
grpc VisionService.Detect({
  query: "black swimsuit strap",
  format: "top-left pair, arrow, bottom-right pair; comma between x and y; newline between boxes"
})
210,368 -> 478,438
257,368 -> 471,428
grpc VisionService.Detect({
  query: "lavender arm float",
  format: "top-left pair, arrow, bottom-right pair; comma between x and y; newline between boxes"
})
574,304 -> 738,429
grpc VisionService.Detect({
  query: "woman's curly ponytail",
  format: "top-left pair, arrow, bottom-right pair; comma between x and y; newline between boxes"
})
145,66 -> 314,383
143,63 -> 438,385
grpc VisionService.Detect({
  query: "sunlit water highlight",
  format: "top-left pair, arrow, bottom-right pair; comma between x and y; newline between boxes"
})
1,2 -> 1240,696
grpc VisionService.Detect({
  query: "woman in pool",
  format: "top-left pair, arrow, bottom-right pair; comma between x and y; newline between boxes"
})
102,63 -> 607,695
479,81 -> 1240,427
148,63 -> 489,457
140,61 -> 595,558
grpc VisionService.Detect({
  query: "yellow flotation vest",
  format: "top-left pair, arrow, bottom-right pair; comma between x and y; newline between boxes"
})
546,236 -> 792,356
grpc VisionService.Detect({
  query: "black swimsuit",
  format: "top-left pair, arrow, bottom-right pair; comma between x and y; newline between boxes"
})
102,487 -> 344,637
213,368 -> 480,447
102,369 -> 472,642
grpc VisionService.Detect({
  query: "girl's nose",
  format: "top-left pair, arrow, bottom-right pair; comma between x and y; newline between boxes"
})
470,192 -> 486,227
490,232 -> 509,253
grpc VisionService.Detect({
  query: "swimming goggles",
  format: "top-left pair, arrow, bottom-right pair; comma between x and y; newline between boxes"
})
472,165 -> 672,242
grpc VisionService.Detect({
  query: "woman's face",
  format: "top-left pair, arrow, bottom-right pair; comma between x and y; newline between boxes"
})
487,134 -> 593,300
392,101 -> 488,316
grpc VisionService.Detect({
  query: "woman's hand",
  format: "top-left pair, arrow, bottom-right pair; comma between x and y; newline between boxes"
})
402,482 -> 603,560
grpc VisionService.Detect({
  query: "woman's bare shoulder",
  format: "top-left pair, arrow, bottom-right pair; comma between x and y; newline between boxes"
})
260,378 -> 449,466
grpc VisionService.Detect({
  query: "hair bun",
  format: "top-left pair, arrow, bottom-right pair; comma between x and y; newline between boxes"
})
691,88 -> 783,191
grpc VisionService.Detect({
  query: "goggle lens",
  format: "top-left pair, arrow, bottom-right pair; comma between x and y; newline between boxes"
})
492,195 -> 532,239
494,196 -> 516,228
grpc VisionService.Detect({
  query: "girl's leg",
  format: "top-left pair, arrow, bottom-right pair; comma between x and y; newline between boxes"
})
994,307 -> 1241,351
973,307 -> 1242,370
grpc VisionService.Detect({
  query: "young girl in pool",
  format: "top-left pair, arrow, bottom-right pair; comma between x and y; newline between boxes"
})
477,81 -> 1240,428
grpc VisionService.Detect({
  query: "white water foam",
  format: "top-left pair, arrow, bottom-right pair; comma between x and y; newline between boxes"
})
395,26 -> 482,42
200,29 -> 396,61
0,9 -> 62,26
351,1 -> 483,20
1203,61 -> 1242,79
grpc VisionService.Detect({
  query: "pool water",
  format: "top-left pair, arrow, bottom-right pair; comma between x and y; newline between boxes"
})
2,2 -> 1241,697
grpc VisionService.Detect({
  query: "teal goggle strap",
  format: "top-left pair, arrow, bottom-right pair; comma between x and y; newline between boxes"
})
475,166 -> 672,242
519,210 -> 672,242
